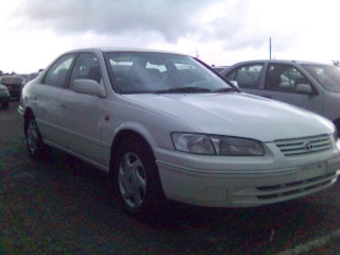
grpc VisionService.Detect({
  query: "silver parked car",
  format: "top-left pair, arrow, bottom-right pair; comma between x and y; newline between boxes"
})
18,49 -> 340,217
0,75 -> 24,101
220,59 -> 340,134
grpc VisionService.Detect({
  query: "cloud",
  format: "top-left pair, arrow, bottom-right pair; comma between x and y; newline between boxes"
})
4,0 -> 340,73
196,0 -> 340,56
16,0 -> 224,42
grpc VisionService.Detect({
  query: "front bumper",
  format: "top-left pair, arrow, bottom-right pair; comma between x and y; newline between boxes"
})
155,145 -> 340,207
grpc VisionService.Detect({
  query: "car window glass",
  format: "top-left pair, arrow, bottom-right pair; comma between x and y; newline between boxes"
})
303,64 -> 340,92
69,53 -> 102,86
265,64 -> 309,93
226,64 -> 263,89
43,54 -> 76,88
106,52 -> 231,94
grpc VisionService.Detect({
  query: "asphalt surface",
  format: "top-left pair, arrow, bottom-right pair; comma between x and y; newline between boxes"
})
0,102 -> 339,254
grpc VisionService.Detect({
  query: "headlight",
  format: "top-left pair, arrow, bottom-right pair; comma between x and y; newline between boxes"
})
210,135 -> 264,156
0,88 -> 9,96
171,133 -> 264,156
171,133 -> 215,154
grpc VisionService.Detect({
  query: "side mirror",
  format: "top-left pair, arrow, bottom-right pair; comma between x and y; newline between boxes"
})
296,83 -> 313,94
230,80 -> 239,88
72,79 -> 106,97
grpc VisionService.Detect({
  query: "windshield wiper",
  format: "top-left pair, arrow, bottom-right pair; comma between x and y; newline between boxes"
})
214,87 -> 240,93
154,87 -> 212,94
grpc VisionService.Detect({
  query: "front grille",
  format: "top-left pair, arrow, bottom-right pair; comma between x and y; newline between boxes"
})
256,172 -> 337,200
275,135 -> 331,156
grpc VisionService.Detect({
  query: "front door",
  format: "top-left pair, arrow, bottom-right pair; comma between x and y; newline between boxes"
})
64,52 -> 107,166
262,63 -> 323,115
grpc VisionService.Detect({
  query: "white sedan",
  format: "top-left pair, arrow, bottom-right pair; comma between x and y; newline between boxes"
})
18,48 -> 340,217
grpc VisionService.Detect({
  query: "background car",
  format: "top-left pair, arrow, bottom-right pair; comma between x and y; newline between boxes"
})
0,75 -> 25,101
0,84 -> 10,109
220,60 -> 340,134
212,65 -> 229,72
18,49 -> 340,217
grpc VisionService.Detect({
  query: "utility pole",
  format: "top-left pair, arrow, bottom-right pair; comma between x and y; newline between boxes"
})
195,48 -> 200,59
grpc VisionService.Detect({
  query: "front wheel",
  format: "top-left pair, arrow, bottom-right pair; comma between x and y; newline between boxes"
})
113,137 -> 166,217
25,115 -> 44,158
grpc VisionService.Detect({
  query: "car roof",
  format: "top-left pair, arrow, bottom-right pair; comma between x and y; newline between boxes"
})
0,75 -> 24,81
230,59 -> 331,66
64,47 -> 186,56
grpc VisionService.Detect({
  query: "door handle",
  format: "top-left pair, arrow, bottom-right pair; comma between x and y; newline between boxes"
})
262,95 -> 272,99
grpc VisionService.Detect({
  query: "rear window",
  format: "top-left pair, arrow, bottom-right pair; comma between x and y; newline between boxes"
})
0,76 -> 24,85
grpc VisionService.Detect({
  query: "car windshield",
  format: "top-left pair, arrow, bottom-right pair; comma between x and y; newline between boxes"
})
105,52 -> 233,94
303,64 -> 340,92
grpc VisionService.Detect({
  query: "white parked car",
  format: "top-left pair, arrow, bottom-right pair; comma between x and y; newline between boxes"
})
18,48 -> 340,217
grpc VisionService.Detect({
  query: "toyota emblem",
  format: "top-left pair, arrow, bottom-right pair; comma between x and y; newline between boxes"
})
304,141 -> 314,151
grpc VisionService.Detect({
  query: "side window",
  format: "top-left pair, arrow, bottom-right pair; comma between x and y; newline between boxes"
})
43,54 -> 76,88
226,64 -> 263,89
70,53 -> 102,84
265,64 -> 309,93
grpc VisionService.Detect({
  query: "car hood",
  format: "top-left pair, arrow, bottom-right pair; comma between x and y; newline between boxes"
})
124,92 -> 334,141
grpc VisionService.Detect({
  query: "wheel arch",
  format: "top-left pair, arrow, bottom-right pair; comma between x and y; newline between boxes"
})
109,129 -> 155,173
109,128 -> 167,215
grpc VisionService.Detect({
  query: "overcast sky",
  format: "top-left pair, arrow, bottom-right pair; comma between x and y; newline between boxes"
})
1,0 -> 340,73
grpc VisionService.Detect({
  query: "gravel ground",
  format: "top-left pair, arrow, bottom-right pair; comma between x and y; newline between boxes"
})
1,103 -> 339,255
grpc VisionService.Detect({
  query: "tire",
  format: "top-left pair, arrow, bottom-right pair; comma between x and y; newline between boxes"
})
25,114 -> 44,158
113,136 -> 166,217
333,119 -> 340,138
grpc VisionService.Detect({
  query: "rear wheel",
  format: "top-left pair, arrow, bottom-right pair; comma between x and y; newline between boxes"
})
113,136 -> 165,217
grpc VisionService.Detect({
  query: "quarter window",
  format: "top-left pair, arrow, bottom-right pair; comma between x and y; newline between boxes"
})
43,54 -> 76,88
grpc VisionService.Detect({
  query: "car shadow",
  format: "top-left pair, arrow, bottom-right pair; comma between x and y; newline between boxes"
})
31,146 -> 339,254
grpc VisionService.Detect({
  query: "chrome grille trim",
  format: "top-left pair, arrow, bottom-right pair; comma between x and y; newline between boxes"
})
275,135 -> 331,156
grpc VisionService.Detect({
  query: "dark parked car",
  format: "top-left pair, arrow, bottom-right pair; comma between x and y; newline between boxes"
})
0,75 -> 24,100
221,59 -> 340,134
0,84 -> 10,109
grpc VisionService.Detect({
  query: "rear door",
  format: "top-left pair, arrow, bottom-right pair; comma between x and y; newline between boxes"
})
224,63 -> 265,96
